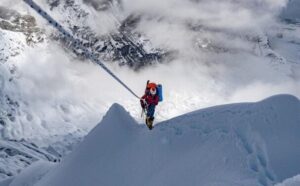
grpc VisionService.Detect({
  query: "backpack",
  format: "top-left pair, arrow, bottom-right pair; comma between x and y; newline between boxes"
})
156,84 -> 163,102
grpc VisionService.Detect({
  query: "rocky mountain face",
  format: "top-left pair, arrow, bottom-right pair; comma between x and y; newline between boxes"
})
47,0 -> 167,70
0,139 -> 60,180
43,0 -> 288,71
0,6 -> 45,138
0,6 -> 44,47
0,4 -> 62,181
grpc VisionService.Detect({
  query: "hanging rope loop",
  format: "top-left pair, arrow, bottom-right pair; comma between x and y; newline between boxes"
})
23,0 -> 140,99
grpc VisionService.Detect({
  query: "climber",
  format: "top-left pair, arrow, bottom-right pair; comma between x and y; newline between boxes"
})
140,82 -> 159,130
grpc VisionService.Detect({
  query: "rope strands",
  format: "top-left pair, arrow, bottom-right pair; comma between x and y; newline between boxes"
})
23,0 -> 140,99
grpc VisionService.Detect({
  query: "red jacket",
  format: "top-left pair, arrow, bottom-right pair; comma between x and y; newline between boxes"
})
141,93 -> 159,106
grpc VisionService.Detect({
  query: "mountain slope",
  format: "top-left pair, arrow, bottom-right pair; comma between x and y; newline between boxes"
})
7,94 -> 298,186
0,139 -> 59,180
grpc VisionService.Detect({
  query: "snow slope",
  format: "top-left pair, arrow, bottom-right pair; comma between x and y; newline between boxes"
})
276,174 -> 300,186
7,161 -> 54,186
0,139 -> 59,180
7,94 -> 299,186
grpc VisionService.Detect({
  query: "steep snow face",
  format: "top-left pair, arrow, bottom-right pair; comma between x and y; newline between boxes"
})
21,94 -> 300,186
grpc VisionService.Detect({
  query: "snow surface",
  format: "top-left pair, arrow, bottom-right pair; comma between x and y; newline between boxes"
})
0,139 -> 58,180
5,94 -> 299,186
276,174 -> 300,186
8,161 -> 54,186
0,161 -> 54,186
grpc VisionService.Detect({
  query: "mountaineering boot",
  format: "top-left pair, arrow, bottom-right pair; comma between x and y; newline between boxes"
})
148,117 -> 155,130
149,117 -> 154,129
146,117 -> 153,130
145,117 -> 151,130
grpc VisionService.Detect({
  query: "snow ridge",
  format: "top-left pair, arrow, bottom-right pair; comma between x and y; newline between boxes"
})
12,94 -> 299,186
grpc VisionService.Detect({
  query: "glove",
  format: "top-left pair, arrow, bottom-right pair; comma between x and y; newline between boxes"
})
140,99 -> 147,109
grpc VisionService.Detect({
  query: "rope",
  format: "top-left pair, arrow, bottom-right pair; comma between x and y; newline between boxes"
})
23,0 -> 140,99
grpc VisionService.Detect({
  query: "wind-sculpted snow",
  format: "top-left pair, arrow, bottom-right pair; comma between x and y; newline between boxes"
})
6,94 -> 298,186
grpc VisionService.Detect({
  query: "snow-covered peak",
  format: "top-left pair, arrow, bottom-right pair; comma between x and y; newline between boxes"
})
84,102 -> 138,137
10,94 -> 299,186
101,102 -> 136,128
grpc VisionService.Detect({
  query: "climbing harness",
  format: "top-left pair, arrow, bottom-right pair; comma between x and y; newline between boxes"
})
23,0 -> 140,99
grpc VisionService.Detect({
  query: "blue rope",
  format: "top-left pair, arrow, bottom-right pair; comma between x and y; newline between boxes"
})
23,0 -> 140,99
